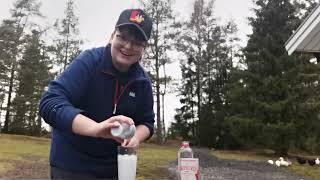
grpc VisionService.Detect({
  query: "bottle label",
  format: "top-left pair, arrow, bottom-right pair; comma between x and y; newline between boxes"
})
178,158 -> 199,180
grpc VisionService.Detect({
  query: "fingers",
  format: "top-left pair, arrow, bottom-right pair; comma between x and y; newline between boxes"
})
102,121 -> 120,131
121,139 -> 129,146
97,116 -> 134,142
122,137 -> 139,150
109,115 -> 134,125
113,137 -> 124,144
112,121 -> 121,127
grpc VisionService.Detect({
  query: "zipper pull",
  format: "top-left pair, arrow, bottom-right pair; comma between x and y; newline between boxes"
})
113,103 -> 117,115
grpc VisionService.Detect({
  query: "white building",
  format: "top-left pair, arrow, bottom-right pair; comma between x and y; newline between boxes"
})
285,4 -> 320,59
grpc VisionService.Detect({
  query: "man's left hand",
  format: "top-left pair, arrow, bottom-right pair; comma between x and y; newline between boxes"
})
122,136 -> 140,150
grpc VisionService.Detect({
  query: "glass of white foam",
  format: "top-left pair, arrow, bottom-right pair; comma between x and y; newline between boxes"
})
117,146 -> 137,180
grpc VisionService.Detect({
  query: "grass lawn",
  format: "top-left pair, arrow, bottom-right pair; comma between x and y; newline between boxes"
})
212,149 -> 320,180
0,134 -> 50,178
2,134 -> 319,179
0,134 -> 178,179
137,143 -> 177,179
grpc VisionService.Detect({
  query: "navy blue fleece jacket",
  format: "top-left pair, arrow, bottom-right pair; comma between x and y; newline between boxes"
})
39,46 -> 155,178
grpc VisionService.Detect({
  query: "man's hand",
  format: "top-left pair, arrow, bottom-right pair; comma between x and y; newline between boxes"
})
121,124 -> 150,150
72,114 -> 134,144
122,136 -> 140,150
95,115 -> 134,143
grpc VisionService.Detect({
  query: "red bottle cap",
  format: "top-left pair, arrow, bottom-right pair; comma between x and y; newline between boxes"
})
181,141 -> 190,148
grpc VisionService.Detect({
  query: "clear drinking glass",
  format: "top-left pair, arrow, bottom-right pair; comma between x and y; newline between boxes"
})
117,146 -> 137,180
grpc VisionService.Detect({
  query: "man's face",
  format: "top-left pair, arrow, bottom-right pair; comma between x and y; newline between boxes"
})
110,27 -> 147,72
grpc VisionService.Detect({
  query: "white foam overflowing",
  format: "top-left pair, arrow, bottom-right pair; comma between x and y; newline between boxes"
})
118,154 -> 137,180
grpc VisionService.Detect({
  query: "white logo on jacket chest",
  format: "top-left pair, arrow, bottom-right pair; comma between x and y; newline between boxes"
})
129,91 -> 136,97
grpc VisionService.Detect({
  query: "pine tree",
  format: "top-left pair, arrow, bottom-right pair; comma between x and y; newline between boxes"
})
53,0 -> 82,73
11,30 -> 53,135
139,0 -> 175,143
226,0 -> 320,154
198,21 -> 238,147
0,21 -> 16,130
294,0 -> 319,19
0,0 -> 42,133
170,56 -> 197,140
174,0 -> 218,144
173,0 -> 238,146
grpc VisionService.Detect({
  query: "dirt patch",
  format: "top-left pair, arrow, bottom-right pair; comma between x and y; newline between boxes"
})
0,155 -> 49,179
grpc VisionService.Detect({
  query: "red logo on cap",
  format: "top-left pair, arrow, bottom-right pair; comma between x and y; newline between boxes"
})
129,10 -> 144,24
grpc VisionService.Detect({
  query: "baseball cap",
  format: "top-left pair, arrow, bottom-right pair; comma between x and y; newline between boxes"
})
115,9 -> 153,41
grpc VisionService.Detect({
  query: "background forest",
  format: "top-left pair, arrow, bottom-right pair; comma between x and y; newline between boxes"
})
0,0 -> 320,156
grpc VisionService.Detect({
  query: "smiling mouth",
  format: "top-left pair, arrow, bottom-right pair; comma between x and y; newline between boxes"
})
120,50 -> 133,56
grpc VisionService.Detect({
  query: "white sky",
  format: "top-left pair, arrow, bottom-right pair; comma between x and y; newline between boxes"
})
0,0 -> 254,130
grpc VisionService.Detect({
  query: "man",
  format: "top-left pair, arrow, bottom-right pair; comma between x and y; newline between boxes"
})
39,9 -> 155,179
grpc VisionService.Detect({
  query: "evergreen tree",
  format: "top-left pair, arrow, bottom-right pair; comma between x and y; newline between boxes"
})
173,0 -> 238,146
226,0 -> 320,154
198,21 -> 237,147
294,0 -> 319,19
174,0 -> 218,144
170,56 -> 197,140
11,30 -> 53,135
0,21 -> 16,128
53,0 -> 82,73
0,0 -> 42,133
139,0 -> 175,143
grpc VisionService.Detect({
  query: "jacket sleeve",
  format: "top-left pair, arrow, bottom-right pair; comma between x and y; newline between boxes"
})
135,79 -> 155,139
39,50 -> 97,132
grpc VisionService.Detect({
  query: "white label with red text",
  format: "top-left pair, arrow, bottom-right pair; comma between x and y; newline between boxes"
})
179,158 -> 199,180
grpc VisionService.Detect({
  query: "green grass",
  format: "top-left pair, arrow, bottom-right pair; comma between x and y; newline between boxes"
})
288,164 -> 320,180
0,134 -> 178,179
211,149 -> 277,161
137,143 -> 177,179
3,134 -> 319,179
0,134 -> 50,177
211,149 -> 320,180
0,134 -> 50,157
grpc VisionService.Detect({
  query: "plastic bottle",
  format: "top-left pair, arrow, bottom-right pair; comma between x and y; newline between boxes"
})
111,123 -> 136,139
177,141 -> 193,167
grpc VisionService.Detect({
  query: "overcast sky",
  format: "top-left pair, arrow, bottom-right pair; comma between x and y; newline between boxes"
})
0,0 -> 254,129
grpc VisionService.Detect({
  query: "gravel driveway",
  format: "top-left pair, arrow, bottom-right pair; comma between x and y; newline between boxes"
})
168,149 -> 306,180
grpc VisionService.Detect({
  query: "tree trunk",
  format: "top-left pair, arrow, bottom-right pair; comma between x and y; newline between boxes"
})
36,115 -> 42,136
161,63 -> 167,143
64,25 -> 70,70
161,93 -> 165,142
196,48 -> 201,121
0,99 -> 3,133
3,61 -> 16,133
155,25 -> 163,144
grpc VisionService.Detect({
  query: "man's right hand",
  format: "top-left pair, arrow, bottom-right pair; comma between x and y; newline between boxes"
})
72,114 -> 134,143
95,115 -> 135,143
